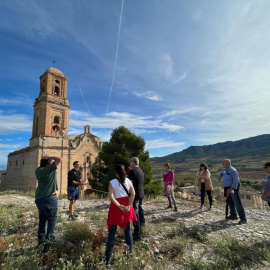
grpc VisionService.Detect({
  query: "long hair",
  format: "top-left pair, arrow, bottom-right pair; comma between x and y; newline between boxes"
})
199,163 -> 208,170
115,164 -> 126,183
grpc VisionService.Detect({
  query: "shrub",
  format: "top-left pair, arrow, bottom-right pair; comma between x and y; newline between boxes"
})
175,222 -> 207,242
63,222 -> 94,244
168,235 -> 188,258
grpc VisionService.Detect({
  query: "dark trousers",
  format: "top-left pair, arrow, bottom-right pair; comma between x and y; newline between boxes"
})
105,223 -> 132,262
133,198 -> 145,238
224,186 -> 247,221
35,195 -> 58,243
200,183 -> 212,206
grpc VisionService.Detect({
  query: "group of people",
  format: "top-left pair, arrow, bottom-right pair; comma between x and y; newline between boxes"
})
34,155 -> 270,263
197,159 -> 247,224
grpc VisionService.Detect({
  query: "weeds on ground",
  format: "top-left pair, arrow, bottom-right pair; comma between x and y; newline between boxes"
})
63,221 -> 95,244
0,204 -> 37,234
186,237 -> 270,270
174,221 -> 207,242
168,235 -> 188,259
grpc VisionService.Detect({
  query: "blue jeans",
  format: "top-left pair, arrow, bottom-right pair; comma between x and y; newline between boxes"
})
105,223 -> 132,262
35,195 -> 58,243
133,198 -> 145,238
226,187 -> 247,221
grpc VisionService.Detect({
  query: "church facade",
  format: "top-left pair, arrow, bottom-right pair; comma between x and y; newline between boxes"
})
1,67 -> 103,194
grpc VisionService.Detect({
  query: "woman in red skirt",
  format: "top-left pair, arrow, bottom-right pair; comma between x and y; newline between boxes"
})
105,164 -> 137,264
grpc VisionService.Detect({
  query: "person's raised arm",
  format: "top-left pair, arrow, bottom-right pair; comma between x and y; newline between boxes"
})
42,155 -> 62,167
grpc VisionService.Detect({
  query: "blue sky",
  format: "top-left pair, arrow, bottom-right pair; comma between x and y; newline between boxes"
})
0,0 -> 270,169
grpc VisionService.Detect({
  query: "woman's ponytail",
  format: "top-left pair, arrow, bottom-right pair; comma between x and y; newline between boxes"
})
115,164 -> 126,183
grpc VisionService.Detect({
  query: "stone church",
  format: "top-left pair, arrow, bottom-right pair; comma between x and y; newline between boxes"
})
1,67 -> 103,194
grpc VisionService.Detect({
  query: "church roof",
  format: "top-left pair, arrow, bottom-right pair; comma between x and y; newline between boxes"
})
48,67 -> 64,76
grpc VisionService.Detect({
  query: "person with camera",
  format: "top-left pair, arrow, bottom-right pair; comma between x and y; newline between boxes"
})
68,161 -> 85,220
218,159 -> 247,225
35,155 -> 62,247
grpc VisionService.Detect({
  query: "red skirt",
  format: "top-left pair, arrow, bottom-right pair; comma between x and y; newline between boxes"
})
107,196 -> 138,230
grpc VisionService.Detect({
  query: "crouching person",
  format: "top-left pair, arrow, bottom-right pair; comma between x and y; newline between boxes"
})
105,164 -> 137,265
35,155 -> 62,249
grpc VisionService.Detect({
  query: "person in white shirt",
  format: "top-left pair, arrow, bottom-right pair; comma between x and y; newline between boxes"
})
105,164 -> 137,265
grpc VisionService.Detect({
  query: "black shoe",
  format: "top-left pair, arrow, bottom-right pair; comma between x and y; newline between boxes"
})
69,215 -> 77,221
166,205 -> 172,209
133,234 -> 141,241
174,207 -> 178,212
42,243 -> 50,253
99,256 -> 109,265
226,215 -> 238,220
238,219 -> 247,225
73,213 -> 78,218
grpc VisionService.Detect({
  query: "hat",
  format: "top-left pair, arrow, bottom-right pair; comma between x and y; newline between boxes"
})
263,162 -> 270,168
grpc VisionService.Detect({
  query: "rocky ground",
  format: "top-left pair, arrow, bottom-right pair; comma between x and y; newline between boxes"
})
1,194 -> 270,269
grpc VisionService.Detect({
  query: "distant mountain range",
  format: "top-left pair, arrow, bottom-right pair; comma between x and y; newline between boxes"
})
151,134 -> 270,163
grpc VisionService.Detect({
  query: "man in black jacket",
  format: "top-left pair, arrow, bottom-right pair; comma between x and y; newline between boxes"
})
128,157 -> 145,240
68,161 -> 85,220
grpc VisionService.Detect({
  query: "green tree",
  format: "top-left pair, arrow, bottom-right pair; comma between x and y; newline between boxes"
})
89,126 -> 159,195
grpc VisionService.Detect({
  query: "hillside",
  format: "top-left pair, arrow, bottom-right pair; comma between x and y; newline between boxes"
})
151,134 -> 270,163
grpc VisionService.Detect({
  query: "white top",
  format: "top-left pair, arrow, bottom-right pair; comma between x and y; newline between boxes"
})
110,178 -> 133,198
197,170 -> 211,183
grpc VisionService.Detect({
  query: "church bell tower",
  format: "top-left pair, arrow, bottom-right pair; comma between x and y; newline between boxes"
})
32,67 -> 70,138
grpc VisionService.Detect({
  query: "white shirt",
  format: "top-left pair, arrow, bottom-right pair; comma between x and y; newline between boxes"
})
110,178 -> 133,198
197,170 -> 210,183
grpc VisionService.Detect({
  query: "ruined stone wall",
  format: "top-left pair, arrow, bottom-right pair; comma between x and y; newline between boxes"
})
1,134 -> 102,195
1,147 -> 39,191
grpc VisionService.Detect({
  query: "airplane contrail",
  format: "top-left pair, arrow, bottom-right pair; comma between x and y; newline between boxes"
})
79,86 -> 91,115
106,0 -> 125,114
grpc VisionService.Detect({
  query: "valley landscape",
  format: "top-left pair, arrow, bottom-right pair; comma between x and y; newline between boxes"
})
151,134 -> 270,193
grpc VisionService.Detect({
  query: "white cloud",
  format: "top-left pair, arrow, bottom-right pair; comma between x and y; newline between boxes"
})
160,108 -> 199,118
0,144 -> 22,148
5,137 -> 22,141
173,71 -> 187,85
0,97 -> 32,106
69,110 -> 184,133
0,110 -> 32,134
134,91 -> 163,101
131,129 -> 157,135
157,53 -> 187,85
146,138 -> 185,150
69,110 -> 92,118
